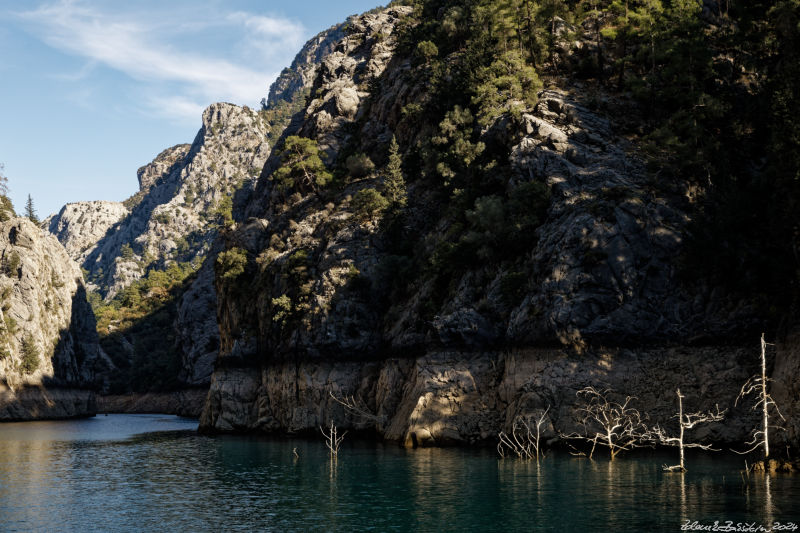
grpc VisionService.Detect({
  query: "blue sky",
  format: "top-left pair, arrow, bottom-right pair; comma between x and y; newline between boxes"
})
0,0 -> 382,218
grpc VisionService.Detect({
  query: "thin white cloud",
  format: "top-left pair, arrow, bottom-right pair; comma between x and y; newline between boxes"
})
229,12 -> 306,41
50,60 -> 98,82
143,95 -> 207,123
228,11 -> 308,65
16,0 -> 307,122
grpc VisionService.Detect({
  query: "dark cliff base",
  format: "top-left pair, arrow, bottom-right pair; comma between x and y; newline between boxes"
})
199,343 -> 800,451
0,384 -> 97,421
98,388 -> 207,418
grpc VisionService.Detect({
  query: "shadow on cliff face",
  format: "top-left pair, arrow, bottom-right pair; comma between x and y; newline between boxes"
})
212,25 -> 644,367
94,274 -> 194,394
43,284 -> 106,389
212,3 -> 777,378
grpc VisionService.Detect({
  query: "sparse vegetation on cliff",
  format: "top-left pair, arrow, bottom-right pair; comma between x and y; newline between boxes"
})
20,333 -> 39,374
92,261 -> 198,393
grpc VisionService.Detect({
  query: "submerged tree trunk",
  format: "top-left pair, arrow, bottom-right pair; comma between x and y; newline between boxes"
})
760,334 -> 770,458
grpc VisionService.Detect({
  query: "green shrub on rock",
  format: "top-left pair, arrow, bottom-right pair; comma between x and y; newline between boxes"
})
352,188 -> 389,223
216,247 -> 248,281
20,334 -> 39,374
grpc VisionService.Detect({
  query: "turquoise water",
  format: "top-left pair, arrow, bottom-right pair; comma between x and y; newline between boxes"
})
0,415 -> 798,532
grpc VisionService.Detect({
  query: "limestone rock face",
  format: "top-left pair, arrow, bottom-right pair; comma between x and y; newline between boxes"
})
0,218 -> 104,419
212,6 -> 710,369
266,23 -> 346,107
76,103 -> 269,300
137,144 -> 191,193
217,7 -> 415,366
175,249 -> 219,386
773,330 -> 800,448
47,103 -> 270,389
298,7 -> 412,160
44,201 -> 129,264
506,90 -> 691,346
201,346 -> 759,447
97,389 -> 207,418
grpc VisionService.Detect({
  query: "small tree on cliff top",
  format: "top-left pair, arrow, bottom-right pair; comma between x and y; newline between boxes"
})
25,194 -> 38,224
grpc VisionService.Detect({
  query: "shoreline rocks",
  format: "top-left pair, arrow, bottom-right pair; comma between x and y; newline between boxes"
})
199,344 -> 773,448
0,383 -> 96,420
97,389 -> 207,418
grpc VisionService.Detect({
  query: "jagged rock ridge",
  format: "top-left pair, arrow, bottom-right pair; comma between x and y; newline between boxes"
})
46,103 -> 271,393
76,103 -> 270,300
44,201 -> 129,264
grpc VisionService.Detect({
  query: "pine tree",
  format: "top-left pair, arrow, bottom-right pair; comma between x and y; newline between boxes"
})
0,165 -> 12,222
272,136 -> 332,194
20,334 -> 39,374
472,49 -> 541,125
0,163 -> 8,196
24,194 -> 38,224
383,136 -> 407,208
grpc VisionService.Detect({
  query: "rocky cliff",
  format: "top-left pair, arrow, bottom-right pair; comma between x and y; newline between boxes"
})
34,0 -> 797,446
198,4 -> 793,451
79,103 -> 269,300
0,218 -> 103,420
266,22 -> 346,108
46,102 -> 271,395
44,201 -> 129,264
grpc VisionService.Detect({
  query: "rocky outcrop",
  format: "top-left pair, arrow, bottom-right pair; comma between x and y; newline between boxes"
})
47,103 -> 271,390
266,23 -> 346,107
0,218 -> 104,419
212,6 -> 713,367
44,201 -> 129,264
79,103 -> 269,300
137,144 -> 191,193
0,384 -> 96,420
175,251 -> 219,386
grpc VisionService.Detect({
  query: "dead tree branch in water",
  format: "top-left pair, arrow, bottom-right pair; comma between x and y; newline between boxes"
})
561,386 -> 651,460
734,334 -> 786,459
652,388 -> 726,472
329,390 -> 386,424
498,406 -> 550,461
321,421 -> 346,458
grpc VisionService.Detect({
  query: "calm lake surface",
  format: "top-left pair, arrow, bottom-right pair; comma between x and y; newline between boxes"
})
0,414 -> 798,532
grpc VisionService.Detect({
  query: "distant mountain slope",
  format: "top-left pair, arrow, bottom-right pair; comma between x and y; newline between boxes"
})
44,201 -> 129,264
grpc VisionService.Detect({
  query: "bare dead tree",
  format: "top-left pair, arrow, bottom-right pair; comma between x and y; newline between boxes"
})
562,386 -> 651,460
320,421 -> 347,458
734,333 -> 786,459
498,406 -> 550,461
652,389 -> 726,472
329,390 -> 386,425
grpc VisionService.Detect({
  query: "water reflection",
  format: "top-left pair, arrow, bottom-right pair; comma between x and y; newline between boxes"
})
0,417 -> 798,532
765,473 -> 774,526
680,472 -> 687,524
